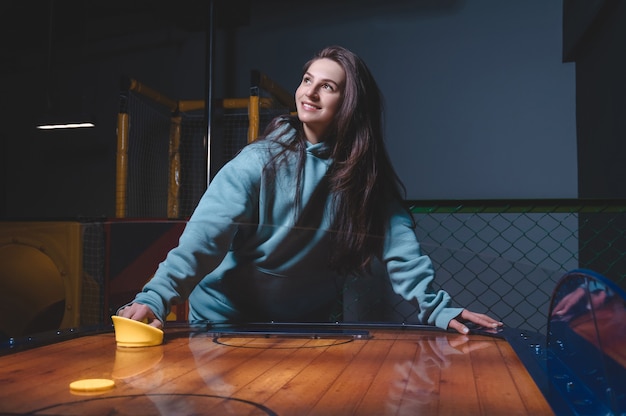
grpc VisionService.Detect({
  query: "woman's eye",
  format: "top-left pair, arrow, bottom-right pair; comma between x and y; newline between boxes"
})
322,83 -> 333,91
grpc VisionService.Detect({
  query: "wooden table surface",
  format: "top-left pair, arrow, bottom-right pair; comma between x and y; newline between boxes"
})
0,325 -> 554,415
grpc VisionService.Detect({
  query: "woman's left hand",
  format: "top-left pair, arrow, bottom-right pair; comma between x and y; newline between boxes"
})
447,309 -> 503,334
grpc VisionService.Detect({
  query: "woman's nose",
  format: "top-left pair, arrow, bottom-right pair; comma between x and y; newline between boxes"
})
305,86 -> 318,99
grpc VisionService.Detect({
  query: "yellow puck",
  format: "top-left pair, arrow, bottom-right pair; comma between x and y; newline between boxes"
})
69,378 -> 115,394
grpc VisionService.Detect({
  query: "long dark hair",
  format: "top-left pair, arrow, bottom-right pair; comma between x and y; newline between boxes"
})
262,46 -> 406,274
317,46 -> 406,274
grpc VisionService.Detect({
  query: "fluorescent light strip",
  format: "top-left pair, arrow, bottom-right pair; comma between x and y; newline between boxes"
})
37,122 -> 96,130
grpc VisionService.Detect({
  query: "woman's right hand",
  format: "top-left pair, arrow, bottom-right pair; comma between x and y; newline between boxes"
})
117,303 -> 163,328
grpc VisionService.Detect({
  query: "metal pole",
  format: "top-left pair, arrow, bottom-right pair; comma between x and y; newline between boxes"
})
205,0 -> 215,187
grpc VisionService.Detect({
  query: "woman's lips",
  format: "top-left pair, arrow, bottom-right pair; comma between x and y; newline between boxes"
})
302,102 -> 321,111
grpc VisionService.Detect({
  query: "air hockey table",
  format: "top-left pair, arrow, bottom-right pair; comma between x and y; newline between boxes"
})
0,269 -> 624,415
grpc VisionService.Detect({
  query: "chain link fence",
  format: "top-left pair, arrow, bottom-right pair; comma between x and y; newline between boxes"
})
343,200 -> 626,335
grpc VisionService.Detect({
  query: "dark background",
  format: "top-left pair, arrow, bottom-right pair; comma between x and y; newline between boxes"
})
0,0 -> 624,220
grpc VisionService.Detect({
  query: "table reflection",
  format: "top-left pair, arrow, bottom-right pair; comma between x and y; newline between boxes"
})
547,269 -> 626,415
187,330 -> 493,414
383,335 -> 493,414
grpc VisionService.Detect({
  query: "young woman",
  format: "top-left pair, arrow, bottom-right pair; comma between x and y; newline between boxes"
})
119,45 -> 503,334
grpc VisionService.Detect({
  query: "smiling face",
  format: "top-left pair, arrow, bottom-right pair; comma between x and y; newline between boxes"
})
295,58 -> 346,143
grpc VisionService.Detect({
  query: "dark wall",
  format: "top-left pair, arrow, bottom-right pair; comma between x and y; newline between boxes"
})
2,0 -> 623,220
566,0 -> 626,198
230,0 -> 577,200
0,1 -> 208,219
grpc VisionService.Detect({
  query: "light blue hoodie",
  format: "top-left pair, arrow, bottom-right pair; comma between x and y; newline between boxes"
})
132,122 -> 462,329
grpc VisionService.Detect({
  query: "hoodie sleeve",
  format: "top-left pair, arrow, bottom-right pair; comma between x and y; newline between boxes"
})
129,143 -> 267,322
382,201 -> 463,330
